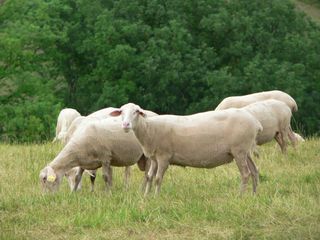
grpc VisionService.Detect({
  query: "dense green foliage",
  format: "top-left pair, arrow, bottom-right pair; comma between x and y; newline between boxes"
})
1,0 -> 319,141
0,140 -> 319,239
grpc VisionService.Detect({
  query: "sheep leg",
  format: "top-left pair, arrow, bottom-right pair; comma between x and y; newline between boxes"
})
154,158 -> 169,196
90,172 -> 96,192
275,132 -> 283,150
141,159 -> 157,193
275,132 -> 287,153
140,159 -> 150,193
144,159 -> 157,197
234,152 -> 251,194
246,155 -> 259,194
280,130 -> 288,153
102,163 -> 112,192
108,167 -> 113,187
65,173 -> 75,191
252,148 -> 260,158
288,126 -> 298,147
124,166 -> 131,190
73,168 -> 85,192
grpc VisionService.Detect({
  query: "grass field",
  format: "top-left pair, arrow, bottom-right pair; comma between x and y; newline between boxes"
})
0,139 -> 319,239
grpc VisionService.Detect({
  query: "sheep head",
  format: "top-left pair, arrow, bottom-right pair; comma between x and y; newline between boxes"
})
39,165 -> 62,192
110,103 -> 146,132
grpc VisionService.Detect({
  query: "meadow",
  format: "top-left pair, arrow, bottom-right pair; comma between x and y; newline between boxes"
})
0,139 -> 319,240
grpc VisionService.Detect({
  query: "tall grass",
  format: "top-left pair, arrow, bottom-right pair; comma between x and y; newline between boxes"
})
0,139 -> 319,239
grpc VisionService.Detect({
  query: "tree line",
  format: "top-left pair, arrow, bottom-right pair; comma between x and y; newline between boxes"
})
0,0 -> 319,142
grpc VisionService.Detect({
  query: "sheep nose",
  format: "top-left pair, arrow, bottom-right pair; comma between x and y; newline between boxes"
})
122,122 -> 130,128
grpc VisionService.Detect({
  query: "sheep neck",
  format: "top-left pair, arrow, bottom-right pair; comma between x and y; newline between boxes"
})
49,142 -> 80,176
132,116 -> 154,153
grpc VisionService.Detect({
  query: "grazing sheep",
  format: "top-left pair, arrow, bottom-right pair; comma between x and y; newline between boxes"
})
63,107 -> 122,191
215,90 -> 300,145
215,90 -> 298,112
110,103 -> 263,196
64,108 -> 157,192
242,100 -> 297,153
63,116 -> 98,191
40,118 -> 148,192
53,108 -> 81,143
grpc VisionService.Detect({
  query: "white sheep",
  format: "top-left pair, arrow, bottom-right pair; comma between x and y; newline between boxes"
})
40,118 -> 148,192
64,107 -> 157,192
215,90 -> 300,145
53,108 -> 81,143
215,90 -> 298,112
63,107 -> 123,191
110,103 -> 263,196
242,100 -> 296,153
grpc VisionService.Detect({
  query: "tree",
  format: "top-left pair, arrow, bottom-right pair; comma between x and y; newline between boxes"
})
0,0 -> 319,142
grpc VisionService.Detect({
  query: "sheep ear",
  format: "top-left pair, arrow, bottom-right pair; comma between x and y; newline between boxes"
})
138,110 -> 146,117
109,110 -> 122,116
47,166 -> 57,182
39,171 -> 47,183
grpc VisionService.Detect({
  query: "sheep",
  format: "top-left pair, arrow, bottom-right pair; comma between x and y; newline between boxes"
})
63,107 -> 122,191
215,90 -> 298,112
241,100 -> 296,153
62,116 -> 97,191
40,118 -> 148,192
53,108 -> 81,143
214,90 -> 300,145
64,108 -> 157,192
110,103 -> 263,196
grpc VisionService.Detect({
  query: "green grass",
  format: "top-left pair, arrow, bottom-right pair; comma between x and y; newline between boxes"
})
0,139 -> 319,239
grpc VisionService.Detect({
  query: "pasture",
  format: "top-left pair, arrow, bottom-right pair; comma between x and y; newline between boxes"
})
0,139 -> 319,239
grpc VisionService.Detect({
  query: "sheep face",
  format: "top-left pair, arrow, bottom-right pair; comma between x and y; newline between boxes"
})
110,103 -> 146,132
39,166 -> 62,192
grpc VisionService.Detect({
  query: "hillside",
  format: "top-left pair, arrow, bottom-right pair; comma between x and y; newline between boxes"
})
295,0 -> 320,23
